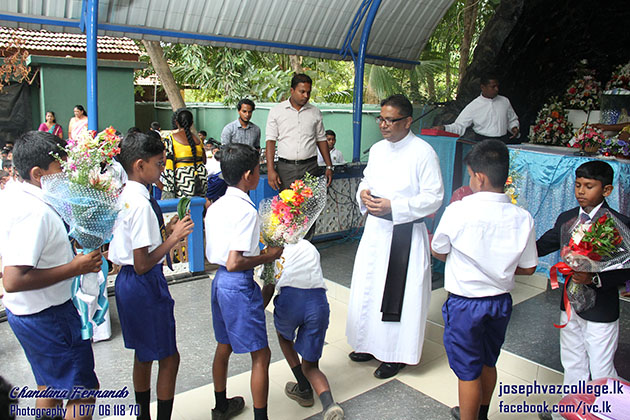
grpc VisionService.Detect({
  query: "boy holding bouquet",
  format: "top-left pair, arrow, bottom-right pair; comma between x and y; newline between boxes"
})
431,140 -> 538,420
204,143 -> 283,420
537,161 -> 630,412
109,132 -> 194,420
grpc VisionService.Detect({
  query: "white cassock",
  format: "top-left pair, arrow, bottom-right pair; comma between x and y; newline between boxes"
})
346,131 -> 443,365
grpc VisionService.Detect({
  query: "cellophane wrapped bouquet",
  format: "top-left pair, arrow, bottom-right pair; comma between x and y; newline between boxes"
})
41,127 -> 123,338
258,173 -> 327,285
558,210 -> 630,312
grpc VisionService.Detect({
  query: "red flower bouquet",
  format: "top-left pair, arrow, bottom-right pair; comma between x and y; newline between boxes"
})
555,211 -> 630,315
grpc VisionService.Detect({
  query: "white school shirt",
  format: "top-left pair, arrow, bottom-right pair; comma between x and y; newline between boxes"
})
432,191 -> 538,298
317,148 -> 345,166
108,181 -> 164,266
1,182 -> 75,315
274,239 -> 327,292
265,100 -> 327,160
204,187 -> 260,266
444,94 -> 519,137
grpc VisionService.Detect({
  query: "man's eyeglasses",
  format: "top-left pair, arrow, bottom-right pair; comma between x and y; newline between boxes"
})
375,115 -> 410,126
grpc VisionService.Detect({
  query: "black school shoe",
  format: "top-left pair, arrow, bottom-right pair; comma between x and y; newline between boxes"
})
348,351 -> 375,362
450,406 -> 489,420
373,362 -> 406,379
211,396 -> 245,420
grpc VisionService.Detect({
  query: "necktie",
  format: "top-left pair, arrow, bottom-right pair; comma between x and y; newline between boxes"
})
579,212 -> 591,224
148,193 -> 174,270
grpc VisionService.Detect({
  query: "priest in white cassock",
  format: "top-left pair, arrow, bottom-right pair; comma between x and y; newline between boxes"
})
346,94 -> 444,379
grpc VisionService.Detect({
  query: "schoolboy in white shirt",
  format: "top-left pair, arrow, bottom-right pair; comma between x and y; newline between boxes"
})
2,131 -> 102,419
431,140 -> 538,420
109,132 -> 194,420
272,239 -> 344,420
205,143 -> 283,420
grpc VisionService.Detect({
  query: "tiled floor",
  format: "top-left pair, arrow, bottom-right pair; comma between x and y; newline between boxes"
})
2,240 -> 628,420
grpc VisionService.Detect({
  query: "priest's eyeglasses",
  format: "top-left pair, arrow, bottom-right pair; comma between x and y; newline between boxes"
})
375,115 -> 409,126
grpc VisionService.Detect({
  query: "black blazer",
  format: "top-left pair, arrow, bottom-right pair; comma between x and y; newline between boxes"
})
536,201 -> 630,322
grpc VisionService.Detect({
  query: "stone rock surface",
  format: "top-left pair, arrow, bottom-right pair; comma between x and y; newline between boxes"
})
435,0 -> 630,132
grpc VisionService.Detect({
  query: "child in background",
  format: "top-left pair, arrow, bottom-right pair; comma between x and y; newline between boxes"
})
273,239 -> 344,420
431,140 -> 538,420
205,143 -> 283,420
2,131 -> 102,419
536,160 -> 630,420
109,132 -> 194,420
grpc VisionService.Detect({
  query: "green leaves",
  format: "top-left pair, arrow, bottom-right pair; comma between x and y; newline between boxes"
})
177,197 -> 191,220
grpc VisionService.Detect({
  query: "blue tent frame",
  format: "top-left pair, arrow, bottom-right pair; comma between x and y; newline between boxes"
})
1,0 -> 415,161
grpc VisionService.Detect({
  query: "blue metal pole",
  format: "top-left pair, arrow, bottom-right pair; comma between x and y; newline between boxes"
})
85,0 -> 98,131
352,0 -> 382,162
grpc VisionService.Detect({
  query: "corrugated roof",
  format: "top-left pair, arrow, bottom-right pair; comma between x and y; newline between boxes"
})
0,26 -> 140,57
0,0 -> 454,68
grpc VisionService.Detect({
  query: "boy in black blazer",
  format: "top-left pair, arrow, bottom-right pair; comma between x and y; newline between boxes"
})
537,161 -> 630,400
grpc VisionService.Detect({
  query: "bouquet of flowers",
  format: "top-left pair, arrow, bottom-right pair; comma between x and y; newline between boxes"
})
605,61 -> 630,91
504,171 -> 522,205
553,211 -> 630,317
529,97 -> 574,145
41,127 -> 124,339
258,173 -> 327,285
564,60 -> 601,112
569,124 -> 606,153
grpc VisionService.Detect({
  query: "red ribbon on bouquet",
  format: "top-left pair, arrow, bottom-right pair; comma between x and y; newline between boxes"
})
550,262 -> 573,329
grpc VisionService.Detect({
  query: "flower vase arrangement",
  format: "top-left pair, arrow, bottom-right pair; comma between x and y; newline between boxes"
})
551,212 -> 630,322
564,60 -> 601,112
605,61 -> 630,92
258,173 -> 327,285
529,97 -> 573,146
569,124 -> 606,154
600,134 -> 630,159
41,126 -> 124,339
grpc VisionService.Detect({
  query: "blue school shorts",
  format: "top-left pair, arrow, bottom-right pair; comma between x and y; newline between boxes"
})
442,293 -> 512,381
6,300 -> 99,395
115,264 -> 177,362
274,287 -> 329,362
211,266 -> 268,354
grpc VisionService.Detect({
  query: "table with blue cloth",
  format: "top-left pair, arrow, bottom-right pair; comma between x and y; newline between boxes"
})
508,143 -> 630,274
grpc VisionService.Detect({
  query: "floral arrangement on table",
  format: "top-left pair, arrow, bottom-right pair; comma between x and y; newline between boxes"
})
41,126 -> 124,339
564,60 -> 601,112
600,135 -> 630,159
568,124 -> 606,153
605,61 -> 630,91
529,97 -> 574,146
550,212 -> 630,325
258,173 -> 327,285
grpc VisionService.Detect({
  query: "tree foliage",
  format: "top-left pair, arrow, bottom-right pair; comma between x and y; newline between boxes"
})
136,0 -> 498,105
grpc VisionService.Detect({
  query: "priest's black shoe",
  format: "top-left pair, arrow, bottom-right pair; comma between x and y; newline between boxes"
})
373,362 -> 405,378
348,351 -> 374,362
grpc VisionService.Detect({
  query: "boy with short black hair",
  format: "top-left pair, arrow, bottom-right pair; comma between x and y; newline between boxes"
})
536,160 -> 630,420
2,131 -> 103,419
205,143 -> 283,420
109,132 -> 194,420
273,239 -> 344,419
431,139 -> 538,420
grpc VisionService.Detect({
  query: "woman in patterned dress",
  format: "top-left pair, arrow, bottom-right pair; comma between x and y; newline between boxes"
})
161,108 -> 208,199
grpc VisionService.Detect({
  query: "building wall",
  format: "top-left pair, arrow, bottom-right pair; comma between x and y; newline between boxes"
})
136,102 -> 432,162
30,56 -> 139,135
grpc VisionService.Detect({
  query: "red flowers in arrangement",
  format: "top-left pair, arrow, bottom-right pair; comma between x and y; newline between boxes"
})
562,214 -> 623,263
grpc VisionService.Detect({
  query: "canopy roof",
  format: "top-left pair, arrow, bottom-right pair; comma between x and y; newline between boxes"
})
0,0 -> 453,68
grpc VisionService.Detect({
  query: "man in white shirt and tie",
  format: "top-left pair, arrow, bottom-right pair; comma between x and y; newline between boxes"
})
433,75 -> 520,143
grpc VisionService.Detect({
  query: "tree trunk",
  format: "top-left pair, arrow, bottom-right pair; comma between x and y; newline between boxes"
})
458,0 -> 479,87
426,73 -> 436,99
409,69 -> 422,103
142,40 -> 185,111
289,55 -> 303,74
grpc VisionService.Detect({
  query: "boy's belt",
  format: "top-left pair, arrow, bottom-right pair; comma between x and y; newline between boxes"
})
278,156 -> 317,165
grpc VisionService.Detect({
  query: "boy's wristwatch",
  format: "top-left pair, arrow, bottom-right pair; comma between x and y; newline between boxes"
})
326,165 -> 334,171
